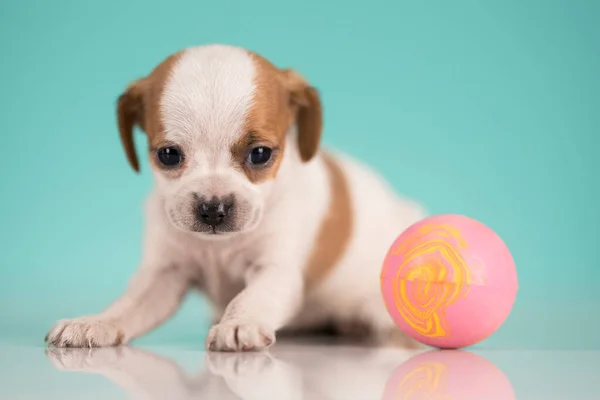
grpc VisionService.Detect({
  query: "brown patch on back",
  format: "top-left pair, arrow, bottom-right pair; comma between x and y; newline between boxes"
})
304,153 -> 353,289
117,51 -> 184,172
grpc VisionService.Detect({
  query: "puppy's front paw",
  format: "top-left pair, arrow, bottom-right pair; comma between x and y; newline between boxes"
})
206,320 -> 275,352
45,317 -> 125,348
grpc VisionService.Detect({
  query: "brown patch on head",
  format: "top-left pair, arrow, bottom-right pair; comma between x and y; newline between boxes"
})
304,153 -> 353,288
230,53 -> 291,183
116,51 -> 184,172
231,52 -> 324,183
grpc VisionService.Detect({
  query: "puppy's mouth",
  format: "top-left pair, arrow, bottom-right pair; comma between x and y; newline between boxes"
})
191,225 -> 243,240
192,223 -> 235,235
165,197 -> 263,238
207,226 -> 223,235
190,209 -> 262,238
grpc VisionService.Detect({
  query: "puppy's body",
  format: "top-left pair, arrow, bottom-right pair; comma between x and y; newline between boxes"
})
45,44 -> 425,351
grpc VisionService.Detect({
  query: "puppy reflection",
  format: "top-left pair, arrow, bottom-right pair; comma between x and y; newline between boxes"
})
45,341 -> 416,400
46,344 -> 516,400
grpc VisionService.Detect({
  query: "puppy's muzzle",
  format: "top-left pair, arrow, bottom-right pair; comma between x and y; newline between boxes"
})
196,196 -> 234,227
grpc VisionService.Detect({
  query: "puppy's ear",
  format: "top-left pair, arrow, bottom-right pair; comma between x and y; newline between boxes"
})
117,79 -> 147,172
280,69 -> 323,162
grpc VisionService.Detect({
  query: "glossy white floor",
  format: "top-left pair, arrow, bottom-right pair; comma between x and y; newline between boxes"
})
1,338 -> 598,399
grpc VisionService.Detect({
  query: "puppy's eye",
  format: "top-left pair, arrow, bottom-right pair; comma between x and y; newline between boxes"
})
247,146 -> 272,166
157,147 -> 183,167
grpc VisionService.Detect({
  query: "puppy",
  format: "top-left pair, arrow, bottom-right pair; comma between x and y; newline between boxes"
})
45,44 -> 426,351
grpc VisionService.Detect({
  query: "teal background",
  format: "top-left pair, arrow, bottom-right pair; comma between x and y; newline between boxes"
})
1,0 -> 598,350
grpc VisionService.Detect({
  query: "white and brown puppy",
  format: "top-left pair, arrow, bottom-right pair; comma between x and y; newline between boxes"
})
45,44 -> 426,351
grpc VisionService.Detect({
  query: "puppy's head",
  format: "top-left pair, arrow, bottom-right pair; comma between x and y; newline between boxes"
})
117,45 -> 322,237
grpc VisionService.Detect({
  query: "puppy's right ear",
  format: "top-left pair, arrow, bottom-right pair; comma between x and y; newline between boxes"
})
117,79 -> 147,173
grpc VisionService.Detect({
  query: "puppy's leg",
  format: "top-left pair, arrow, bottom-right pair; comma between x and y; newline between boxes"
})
206,265 -> 303,352
45,266 -> 189,347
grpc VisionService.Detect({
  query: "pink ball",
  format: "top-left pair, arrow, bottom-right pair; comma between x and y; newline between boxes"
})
380,214 -> 518,349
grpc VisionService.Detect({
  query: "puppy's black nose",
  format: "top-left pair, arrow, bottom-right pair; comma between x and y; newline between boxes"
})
197,198 -> 233,227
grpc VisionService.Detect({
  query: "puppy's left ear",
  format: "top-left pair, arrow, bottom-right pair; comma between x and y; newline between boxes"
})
116,79 -> 147,173
279,69 -> 323,162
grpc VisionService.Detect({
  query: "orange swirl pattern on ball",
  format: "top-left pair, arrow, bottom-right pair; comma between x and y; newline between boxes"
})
391,224 -> 482,338
395,362 -> 454,400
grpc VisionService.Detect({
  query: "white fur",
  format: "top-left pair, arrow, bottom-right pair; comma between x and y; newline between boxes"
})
161,45 -> 256,150
45,44 -> 426,351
